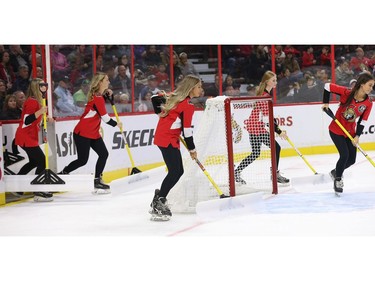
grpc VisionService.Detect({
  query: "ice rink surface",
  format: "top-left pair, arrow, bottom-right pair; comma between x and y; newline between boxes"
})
2,152 -> 375,280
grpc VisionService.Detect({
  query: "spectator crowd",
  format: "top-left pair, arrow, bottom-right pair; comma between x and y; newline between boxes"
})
1,44 -> 375,121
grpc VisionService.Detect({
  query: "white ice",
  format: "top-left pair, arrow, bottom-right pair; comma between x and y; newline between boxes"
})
1,152 -> 375,280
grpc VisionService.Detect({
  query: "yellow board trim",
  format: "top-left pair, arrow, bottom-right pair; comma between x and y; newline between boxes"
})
102,162 -> 165,182
0,193 -> 5,205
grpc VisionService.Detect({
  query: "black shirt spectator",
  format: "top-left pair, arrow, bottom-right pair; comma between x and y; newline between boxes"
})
1,94 -> 21,120
11,65 -> 30,93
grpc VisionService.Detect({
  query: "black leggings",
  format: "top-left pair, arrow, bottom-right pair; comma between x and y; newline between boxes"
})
329,131 -> 357,178
18,146 -> 45,175
236,133 -> 281,173
64,133 -> 109,178
158,145 -> 184,198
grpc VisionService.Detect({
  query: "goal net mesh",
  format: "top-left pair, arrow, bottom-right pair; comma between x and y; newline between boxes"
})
167,96 -> 276,213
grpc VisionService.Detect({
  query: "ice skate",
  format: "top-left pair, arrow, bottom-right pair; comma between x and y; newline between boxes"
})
334,177 -> 343,196
329,169 -> 336,181
276,170 -> 290,185
149,189 -> 171,221
33,192 -> 54,202
234,171 -> 246,185
330,169 -> 343,181
149,189 -> 160,208
92,177 -> 111,195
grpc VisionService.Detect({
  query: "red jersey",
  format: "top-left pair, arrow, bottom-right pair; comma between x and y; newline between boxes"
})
154,97 -> 194,149
302,51 -> 315,68
244,92 -> 270,135
320,52 -> 331,66
327,83 -> 373,137
15,98 -> 42,147
350,56 -> 371,72
74,95 -> 110,139
155,72 -> 169,85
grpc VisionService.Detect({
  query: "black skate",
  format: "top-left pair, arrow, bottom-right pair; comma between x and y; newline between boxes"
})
33,192 -> 54,202
329,169 -> 336,181
93,177 -> 111,195
330,169 -> 343,181
276,171 -> 290,185
149,189 -> 160,208
334,177 -> 343,197
149,189 -> 172,221
234,171 -> 246,185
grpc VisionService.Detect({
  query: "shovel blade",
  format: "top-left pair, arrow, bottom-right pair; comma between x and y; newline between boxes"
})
195,192 -> 264,221
291,173 -> 332,193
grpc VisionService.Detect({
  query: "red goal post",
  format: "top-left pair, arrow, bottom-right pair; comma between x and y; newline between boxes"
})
167,96 -> 278,213
225,96 -> 278,196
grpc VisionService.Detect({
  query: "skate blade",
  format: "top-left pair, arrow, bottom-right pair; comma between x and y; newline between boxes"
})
92,189 -> 111,195
33,196 -> 54,202
150,214 -> 171,221
196,192 -> 263,221
334,189 -> 343,197
235,181 -> 247,185
277,182 -> 290,187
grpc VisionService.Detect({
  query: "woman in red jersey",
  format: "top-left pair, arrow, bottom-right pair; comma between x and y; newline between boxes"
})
234,70 -> 290,185
150,74 -> 202,219
15,78 -> 53,202
59,72 -> 122,194
322,72 -> 374,194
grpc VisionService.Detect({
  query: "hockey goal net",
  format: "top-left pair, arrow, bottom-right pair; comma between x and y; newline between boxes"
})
167,96 -> 278,213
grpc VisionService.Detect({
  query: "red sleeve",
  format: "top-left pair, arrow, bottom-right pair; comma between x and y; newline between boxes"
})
260,100 -> 269,117
93,96 -> 108,116
362,100 -> 373,121
183,102 -> 194,129
329,83 -> 351,103
259,92 -> 270,116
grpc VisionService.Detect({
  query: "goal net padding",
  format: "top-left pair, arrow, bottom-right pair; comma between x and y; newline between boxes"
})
167,96 -> 278,213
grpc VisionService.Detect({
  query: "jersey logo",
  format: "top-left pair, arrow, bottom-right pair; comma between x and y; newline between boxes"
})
358,105 -> 366,113
231,115 -> 242,143
342,106 -> 356,122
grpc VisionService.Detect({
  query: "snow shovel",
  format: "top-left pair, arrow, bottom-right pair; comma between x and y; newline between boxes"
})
105,93 -> 148,183
179,137 -> 264,220
31,82 -> 65,185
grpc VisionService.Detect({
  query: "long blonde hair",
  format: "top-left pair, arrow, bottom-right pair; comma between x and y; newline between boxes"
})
87,72 -> 107,101
256,70 -> 276,96
26,78 -> 44,105
160,74 -> 200,117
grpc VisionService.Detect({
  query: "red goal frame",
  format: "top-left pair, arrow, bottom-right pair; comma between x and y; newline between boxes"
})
223,96 -> 278,196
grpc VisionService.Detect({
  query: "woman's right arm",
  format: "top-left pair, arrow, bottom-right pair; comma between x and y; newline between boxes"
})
151,92 -> 166,115
182,103 -> 196,159
322,83 -> 331,108
94,96 -> 118,128
24,105 -> 47,125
